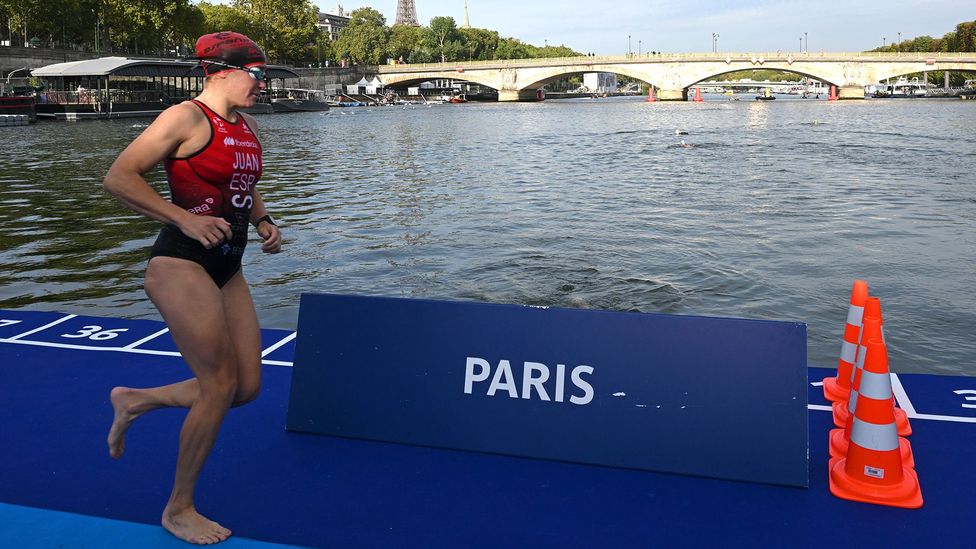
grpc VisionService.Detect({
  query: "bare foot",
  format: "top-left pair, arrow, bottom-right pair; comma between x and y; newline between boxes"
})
162,506 -> 232,545
107,387 -> 143,459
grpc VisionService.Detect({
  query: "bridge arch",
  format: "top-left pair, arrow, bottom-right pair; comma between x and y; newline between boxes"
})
676,62 -> 839,89
380,71 -> 503,92
516,64 -> 663,91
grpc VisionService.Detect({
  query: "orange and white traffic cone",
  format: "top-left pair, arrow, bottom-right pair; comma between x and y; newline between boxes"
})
647,86 -> 657,102
829,312 -> 914,466
693,87 -> 703,102
831,298 -> 911,436
823,280 -> 868,402
829,338 -> 922,508
832,297 -> 882,426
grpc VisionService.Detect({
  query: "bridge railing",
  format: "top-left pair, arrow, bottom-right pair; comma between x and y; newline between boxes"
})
377,51 -> 976,73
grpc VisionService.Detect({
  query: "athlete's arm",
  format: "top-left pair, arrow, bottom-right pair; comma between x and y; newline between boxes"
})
251,189 -> 281,254
103,103 -> 233,249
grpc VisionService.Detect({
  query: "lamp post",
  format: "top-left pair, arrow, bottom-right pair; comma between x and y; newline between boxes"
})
638,39 -> 641,56
883,36 -> 886,49
628,34 -> 631,56
6,67 -> 29,86
799,36 -> 803,52
897,31 -> 901,52
712,32 -> 719,53
804,32 -> 808,53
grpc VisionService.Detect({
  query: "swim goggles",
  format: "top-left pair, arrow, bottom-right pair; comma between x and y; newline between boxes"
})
200,60 -> 268,81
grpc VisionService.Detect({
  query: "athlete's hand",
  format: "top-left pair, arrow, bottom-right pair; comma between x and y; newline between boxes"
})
179,215 -> 233,249
257,220 -> 281,253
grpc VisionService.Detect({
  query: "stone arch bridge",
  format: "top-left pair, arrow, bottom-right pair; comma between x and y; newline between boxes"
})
377,52 -> 976,101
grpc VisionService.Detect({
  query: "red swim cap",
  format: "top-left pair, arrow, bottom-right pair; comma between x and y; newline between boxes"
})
195,31 -> 267,73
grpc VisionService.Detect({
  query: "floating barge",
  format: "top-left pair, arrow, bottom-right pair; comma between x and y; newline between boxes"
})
0,96 -> 36,122
30,57 -> 299,120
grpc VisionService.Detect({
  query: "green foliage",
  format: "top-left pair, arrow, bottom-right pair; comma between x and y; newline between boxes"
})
425,16 -> 462,63
101,0 -> 202,55
334,7 -> 390,65
0,0 -> 581,65
197,2 -> 249,36
458,28 -> 499,60
495,37 -> 530,60
231,0 -> 318,63
867,20 -> 975,53
721,70 -> 803,82
389,24 -> 424,62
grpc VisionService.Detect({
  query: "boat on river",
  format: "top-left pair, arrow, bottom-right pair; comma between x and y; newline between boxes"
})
756,88 -> 775,101
872,76 -> 930,98
30,56 -> 298,120
270,88 -> 330,112
961,79 -> 976,100
435,93 -> 467,103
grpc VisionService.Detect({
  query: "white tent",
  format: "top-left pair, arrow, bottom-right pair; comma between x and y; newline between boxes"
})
347,77 -> 370,94
365,76 -> 384,95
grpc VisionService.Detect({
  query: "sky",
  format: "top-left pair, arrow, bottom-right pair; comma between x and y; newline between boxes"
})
314,0 -> 972,55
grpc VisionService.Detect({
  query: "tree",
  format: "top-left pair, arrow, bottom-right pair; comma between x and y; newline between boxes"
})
311,32 -> 336,67
389,24 -> 423,62
459,27 -> 499,60
197,2 -> 249,36
232,0 -> 318,63
97,0 -> 201,56
526,44 -> 579,58
495,37 -> 529,60
426,16 -> 461,62
955,21 -> 976,52
0,0 -> 38,47
334,7 -> 389,65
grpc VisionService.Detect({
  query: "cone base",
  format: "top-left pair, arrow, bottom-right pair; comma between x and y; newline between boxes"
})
894,407 -> 912,436
822,376 -> 851,403
829,428 -> 915,468
832,400 -> 850,428
828,457 -> 923,509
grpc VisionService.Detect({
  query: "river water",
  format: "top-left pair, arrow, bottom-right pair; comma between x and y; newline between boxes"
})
1,96 -> 974,375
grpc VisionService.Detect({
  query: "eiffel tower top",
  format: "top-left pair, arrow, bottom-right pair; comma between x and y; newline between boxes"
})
395,0 -> 420,26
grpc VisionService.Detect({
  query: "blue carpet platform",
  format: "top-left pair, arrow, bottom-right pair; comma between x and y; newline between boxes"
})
1,309 -> 974,548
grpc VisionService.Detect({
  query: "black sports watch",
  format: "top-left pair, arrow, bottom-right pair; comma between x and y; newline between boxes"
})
255,214 -> 276,227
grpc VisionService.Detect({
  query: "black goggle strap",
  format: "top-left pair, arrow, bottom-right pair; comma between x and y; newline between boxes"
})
199,60 -> 267,80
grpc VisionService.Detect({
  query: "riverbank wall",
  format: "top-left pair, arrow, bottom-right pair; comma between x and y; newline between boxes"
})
291,66 -> 378,90
1,46 -> 101,75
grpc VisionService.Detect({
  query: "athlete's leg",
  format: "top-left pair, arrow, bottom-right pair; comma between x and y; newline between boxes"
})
144,256 -> 238,544
108,270 -> 260,459
219,271 -> 263,405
